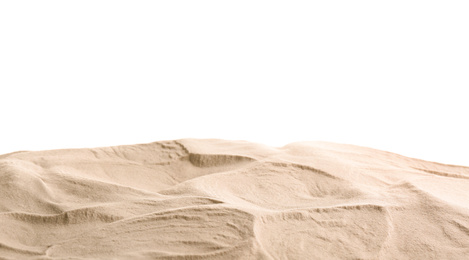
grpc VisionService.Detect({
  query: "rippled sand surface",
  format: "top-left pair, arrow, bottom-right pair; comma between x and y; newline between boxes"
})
1,139 -> 469,259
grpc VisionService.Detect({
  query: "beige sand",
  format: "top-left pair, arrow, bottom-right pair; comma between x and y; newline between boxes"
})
1,139 -> 469,259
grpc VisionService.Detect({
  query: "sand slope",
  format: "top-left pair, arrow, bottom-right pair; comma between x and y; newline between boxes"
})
1,139 -> 469,259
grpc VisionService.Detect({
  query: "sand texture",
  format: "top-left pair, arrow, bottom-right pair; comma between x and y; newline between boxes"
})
1,139 -> 469,259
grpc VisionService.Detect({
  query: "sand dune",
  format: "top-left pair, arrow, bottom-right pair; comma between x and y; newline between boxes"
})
1,139 -> 469,259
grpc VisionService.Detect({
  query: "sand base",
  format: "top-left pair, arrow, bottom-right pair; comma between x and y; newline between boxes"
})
1,139 -> 469,259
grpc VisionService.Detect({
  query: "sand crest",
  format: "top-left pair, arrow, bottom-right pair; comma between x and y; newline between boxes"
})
1,139 -> 469,259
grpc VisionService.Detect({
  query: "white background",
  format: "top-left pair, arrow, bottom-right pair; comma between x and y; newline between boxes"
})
1,1 -> 468,166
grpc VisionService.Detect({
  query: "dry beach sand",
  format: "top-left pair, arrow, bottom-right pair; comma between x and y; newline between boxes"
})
1,139 -> 469,259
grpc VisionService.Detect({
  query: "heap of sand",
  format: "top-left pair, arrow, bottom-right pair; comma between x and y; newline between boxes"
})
1,139 -> 468,259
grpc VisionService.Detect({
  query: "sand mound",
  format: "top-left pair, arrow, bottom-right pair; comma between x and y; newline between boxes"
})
1,139 -> 469,259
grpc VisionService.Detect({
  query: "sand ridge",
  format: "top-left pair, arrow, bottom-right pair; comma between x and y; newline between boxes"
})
1,139 -> 469,259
